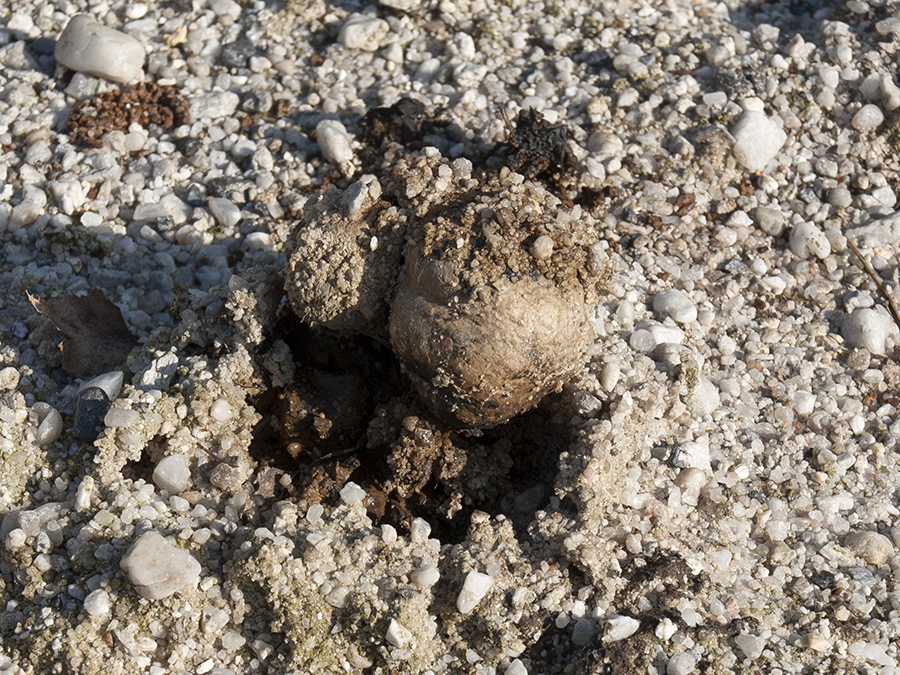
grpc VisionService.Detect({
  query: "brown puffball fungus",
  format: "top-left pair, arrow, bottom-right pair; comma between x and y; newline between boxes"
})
285,149 -> 607,428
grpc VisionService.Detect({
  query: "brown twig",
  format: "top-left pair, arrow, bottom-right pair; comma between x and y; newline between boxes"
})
846,236 -> 900,331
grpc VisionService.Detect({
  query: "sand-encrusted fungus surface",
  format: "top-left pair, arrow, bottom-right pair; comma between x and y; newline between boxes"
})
287,149 -> 607,426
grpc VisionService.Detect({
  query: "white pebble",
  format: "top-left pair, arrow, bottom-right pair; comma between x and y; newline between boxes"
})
11,185 -> 47,228
849,641 -> 896,667
153,454 -> 192,494
674,441 -> 711,471
411,565 -> 440,588
35,405 -> 63,446
410,517 -> 431,543
667,651 -> 698,675
210,0 -> 242,18
385,618 -> 412,647
504,660 -> 529,675
734,633 -> 765,660
656,617 -> 678,641
572,618 -> 597,646
120,531 -> 201,600
603,615 -> 640,642
653,289 -> 698,324
189,91 -> 240,120
600,361 -> 620,392
83,589 -> 111,618
209,399 -> 234,422
316,120 -> 355,167
0,366 -> 18,390
457,571 -> 493,614
731,110 -> 787,172
530,235 -> 554,260
338,14 -> 390,51
792,390 -> 816,415
75,476 -> 95,511
55,15 -> 145,83
843,307 -> 896,355
104,407 -> 139,428
789,221 -> 831,259
844,530 -> 894,565
339,481 -> 366,505
208,198 -> 242,229
852,104 -> 884,131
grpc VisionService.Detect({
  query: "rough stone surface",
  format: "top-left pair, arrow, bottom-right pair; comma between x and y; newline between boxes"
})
120,531 -> 202,600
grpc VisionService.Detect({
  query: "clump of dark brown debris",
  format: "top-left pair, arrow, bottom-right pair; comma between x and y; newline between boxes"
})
359,97 -> 430,149
65,81 -> 191,147
503,107 -> 574,189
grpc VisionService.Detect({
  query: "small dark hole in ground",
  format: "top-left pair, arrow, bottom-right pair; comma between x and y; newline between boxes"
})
247,313 -> 576,546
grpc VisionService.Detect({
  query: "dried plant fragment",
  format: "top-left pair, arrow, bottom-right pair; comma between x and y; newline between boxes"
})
28,288 -> 138,376
66,82 -> 191,147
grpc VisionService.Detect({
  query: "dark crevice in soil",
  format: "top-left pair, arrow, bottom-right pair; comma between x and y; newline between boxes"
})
245,311 -> 575,546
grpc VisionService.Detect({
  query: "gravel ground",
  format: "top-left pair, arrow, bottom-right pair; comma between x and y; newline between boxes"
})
3,0 -> 900,673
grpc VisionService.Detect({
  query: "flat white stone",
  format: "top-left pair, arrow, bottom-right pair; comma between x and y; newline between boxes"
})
55,14 -> 145,84
120,531 -> 201,600
653,289 -> 698,324
457,571 -> 493,613
189,91 -> 240,120
731,110 -> 787,172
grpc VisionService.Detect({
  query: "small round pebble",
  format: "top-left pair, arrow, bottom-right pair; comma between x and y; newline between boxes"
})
653,289 -> 698,324
410,565 -> 440,588
209,399 -> 234,422
530,235 -> 554,260
734,633 -> 766,660
505,660 -> 529,675
852,104 -> 884,131
338,14 -> 390,51
0,366 -> 20,390
208,198 -> 242,229
153,454 -> 192,494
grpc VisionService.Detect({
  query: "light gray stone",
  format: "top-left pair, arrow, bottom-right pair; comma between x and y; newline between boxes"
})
120,531 -> 201,600
55,14 -> 145,84
153,454 -> 192,494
